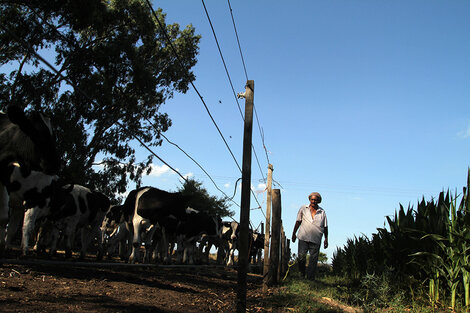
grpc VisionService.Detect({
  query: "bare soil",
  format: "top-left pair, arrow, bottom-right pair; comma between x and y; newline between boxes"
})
0,255 -> 356,312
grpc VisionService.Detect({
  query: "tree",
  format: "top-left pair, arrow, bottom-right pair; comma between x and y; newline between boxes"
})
0,0 -> 200,201
177,178 -> 234,219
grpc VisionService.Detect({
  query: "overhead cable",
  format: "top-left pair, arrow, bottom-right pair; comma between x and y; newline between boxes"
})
146,0 -> 264,209
201,0 -> 266,184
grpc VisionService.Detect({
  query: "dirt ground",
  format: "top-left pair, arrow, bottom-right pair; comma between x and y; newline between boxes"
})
0,255 -> 356,313
0,258 -> 268,312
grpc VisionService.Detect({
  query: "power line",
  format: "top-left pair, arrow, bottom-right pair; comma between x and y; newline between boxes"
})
227,0 -> 248,81
201,0 -> 266,184
226,0 -> 271,166
145,118 -> 241,208
146,1 -> 265,210
145,0 -> 242,174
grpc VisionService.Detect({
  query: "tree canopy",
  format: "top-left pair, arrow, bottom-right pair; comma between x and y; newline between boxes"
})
0,0 -> 202,202
177,178 -> 234,219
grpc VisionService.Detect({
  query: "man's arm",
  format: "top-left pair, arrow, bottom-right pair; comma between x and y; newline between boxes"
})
323,226 -> 328,249
292,220 -> 301,243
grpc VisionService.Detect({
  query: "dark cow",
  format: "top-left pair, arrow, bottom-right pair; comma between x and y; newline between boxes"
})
0,106 -> 60,254
0,106 -> 60,174
249,231 -> 265,264
36,185 -> 110,259
173,207 -> 220,264
218,222 -> 263,266
101,204 -> 130,260
122,187 -> 220,264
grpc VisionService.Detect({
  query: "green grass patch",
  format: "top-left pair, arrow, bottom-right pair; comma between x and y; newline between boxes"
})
263,264 -> 455,312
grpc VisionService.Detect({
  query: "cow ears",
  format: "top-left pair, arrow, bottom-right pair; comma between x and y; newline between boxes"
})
7,106 -> 38,139
7,106 -> 28,126
7,106 -> 53,143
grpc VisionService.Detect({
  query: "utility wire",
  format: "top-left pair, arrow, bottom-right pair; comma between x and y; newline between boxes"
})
146,0 -> 264,210
145,0 -> 242,174
227,0 -> 248,81
201,0 -> 266,184
146,118 -> 241,208
227,0 -> 271,166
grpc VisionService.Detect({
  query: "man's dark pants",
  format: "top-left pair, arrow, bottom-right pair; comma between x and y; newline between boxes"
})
298,239 -> 320,280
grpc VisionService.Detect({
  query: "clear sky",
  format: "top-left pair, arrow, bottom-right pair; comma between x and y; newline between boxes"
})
140,0 -> 470,262
3,1 -> 469,262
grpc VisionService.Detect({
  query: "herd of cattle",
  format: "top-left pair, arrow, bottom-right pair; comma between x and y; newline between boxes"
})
0,106 -> 265,265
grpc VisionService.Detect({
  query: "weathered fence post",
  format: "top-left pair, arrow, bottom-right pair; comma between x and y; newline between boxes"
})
262,164 -> 273,292
267,189 -> 281,286
258,222 -> 264,266
279,226 -> 285,282
236,80 -> 254,313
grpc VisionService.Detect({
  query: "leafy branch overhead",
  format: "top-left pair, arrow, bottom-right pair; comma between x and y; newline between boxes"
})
0,0 -> 201,199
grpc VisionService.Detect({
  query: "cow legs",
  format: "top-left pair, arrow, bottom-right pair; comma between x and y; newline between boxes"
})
129,217 -> 144,264
21,207 -> 41,256
142,224 -> 156,263
5,204 -> 24,251
226,241 -> 237,266
79,227 -> 92,260
0,186 -> 9,256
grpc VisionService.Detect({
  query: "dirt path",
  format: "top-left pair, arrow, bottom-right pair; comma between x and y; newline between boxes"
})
0,259 -> 357,312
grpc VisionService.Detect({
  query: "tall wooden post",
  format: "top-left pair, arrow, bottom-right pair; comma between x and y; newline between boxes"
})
236,80 -> 254,313
267,189 -> 281,286
279,225 -> 285,282
262,164 -> 273,292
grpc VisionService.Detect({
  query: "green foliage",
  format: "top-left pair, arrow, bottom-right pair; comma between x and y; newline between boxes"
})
0,0 -> 200,200
332,169 -> 470,311
177,178 -> 234,218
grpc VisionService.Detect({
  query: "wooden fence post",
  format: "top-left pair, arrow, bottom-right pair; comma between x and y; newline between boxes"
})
279,226 -> 285,282
236,80 -> 254,313
262,164 -> 273,292
267,189 -> 281,286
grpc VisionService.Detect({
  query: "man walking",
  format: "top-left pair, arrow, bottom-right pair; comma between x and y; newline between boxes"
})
292,192 -> 328,280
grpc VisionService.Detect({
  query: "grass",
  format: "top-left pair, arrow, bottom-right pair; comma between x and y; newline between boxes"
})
261,262 -> 457,313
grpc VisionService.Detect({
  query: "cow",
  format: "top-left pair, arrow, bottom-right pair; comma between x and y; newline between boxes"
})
219,221 -> 240,266
122,187 -> 220,264
173,207 -> 220,264
249,231 -> 265,264
0,106 -> 60,255
217,222 -> 263,266
0,106 -> 60,174
0,162 -> 71,256
35,185 -> 110,259
101,204 -> 131,260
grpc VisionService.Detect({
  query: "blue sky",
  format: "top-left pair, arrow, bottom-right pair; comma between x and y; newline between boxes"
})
2,1 -> 469,262
141,0 -> 470,261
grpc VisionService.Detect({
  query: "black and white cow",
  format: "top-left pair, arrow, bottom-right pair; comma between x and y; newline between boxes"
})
36,185 -> 110,259
0,106 -> 60,255
0,162 -> 70,256
219,221 -> 240,266
122,187 -> 220,264
101,204 -> 130,260
173,207 -> 221,264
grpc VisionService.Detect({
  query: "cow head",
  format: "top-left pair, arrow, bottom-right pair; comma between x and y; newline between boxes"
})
7,106 -> 61,175
47,181 -> 74,216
